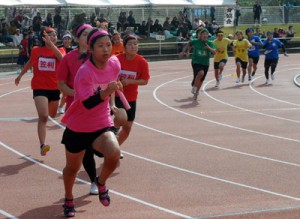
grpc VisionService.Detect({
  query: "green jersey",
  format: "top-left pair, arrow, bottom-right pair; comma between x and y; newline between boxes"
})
189,39 -> 215,66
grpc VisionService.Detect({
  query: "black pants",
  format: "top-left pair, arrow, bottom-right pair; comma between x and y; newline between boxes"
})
264,58 -> 278,79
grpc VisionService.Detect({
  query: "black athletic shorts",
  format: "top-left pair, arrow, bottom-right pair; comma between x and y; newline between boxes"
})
33,89 -> 60,102
235,58 -> 248,69
248,55 -> 260,64
62,126 -> 115,153
115,97 -> 136,122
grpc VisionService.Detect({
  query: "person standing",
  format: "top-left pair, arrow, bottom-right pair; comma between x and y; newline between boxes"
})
115,35 -> 150,153
16,32 -> 29,74
246,28 -> 262,81
262,31 -> 288,85
253,1 -> 262,25
15,27 -> 65,156
213,30 -> 232,88
232,30 -> 252,83
234,1 -> 241,26
61,28 -> 122,217
182,28 -> 216,100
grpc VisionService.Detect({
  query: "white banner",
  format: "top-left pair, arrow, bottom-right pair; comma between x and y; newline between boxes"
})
224,7 -> 235,27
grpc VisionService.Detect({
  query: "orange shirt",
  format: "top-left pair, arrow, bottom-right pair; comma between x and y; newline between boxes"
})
111,42 -> 124,55
116,53 -> 150,101
30,46 -> 66,90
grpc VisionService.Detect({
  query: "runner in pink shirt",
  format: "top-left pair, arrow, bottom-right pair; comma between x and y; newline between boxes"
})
61,28 -> 122,217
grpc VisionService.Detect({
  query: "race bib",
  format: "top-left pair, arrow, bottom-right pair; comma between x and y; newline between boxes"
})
38,57 -> 56,71
119,70 -> 137,81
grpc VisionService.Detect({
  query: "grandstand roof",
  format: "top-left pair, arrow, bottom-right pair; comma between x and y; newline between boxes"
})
1,0 -> 235,6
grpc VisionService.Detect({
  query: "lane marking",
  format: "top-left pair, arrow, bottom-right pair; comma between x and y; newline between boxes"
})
0,140 -> 192,219
0,210 -> 18,219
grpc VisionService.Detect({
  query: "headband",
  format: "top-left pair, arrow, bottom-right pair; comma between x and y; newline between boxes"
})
88,29 -> 109,46
45,27 -> 55,33
76,24 -> 92,37
62,33 -> 72,39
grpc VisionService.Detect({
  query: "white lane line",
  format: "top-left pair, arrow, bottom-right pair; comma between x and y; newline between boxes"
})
0,140 -> 192,219
123,150 -> 300,201
153,76 -> 300,143
196,205 -> 300,219
0,210 -> 18,219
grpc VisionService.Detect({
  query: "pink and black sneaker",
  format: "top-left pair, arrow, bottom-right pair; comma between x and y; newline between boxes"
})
94,176 -> 110,207
63,198 -> 76,217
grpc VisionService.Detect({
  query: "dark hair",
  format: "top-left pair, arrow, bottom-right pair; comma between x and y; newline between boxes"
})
39,27 -> 56,47
87,28 -> 110,49
123,35 -> 137,47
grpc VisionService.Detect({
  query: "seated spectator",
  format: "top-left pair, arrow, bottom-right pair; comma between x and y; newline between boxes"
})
137,20 -> 147,37
152,19 -> 163,34
170,16 -> 179,31
163,17 -> 171,31
176,23 -> 190,52
127,11 -> 139,31
286,25 -> 295,41
42,13 -> 53,27
117,12 -> 127,32
192,18 -> 200,30
12,28 -> 23,47
273,28 -> 279,38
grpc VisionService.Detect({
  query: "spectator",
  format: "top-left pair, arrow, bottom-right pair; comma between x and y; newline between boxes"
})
32,12 -> 42,34
273,28 -> 279,38
111,32 -> 124,55
152,19 -> 163,34
117,12 -> 127,32
284,1 -> 293,24
89,13 -> 96,27
43,13 -> 53,27
170,16 -> 179,30
137,20 -> 147,37
17,32 -> 29,74
253,1 -> 262,24
192,17 -> 200,30
234,1 -> 241,26
176,23 -> 190,52
286,25 -> 295,41
210,6 -> 215,23
27,31 -> 34,56
163,17 -> 171,31
54,10 -> 62,38
12,28 -> 23,47
127,11 -> 136,30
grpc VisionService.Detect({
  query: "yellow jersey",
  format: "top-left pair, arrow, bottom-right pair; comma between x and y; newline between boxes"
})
233,39 -> 252,62
213,38 -> 232,62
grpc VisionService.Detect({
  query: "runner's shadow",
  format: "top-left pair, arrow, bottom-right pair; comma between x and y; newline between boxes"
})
175,96 -> 200,108
0,156 -> 35,176
222,84 -> 249,90
17,194 -> 91,219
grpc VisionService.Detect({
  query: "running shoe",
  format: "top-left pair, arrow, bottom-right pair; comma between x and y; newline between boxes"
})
63,198 -> 76,217
40,144 -> 50,156
271,74 -> 275,80
251,71 -> 256,76
193,91 -> 199,100
236,78 -> 240,83
94,177 -> 110,207
241,76 -> 245,83
120,152 -> 124,159
215,81 -> 220,88
191,86 -> 197,94
218,73 -> 222,81
248,75 -> 252,81
265,79 -> 270,85
58,107 -> 65,114
90,182 -> 98,195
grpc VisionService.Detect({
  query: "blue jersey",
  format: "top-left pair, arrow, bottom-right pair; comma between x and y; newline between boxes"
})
248,35 -> 262,57
263,38 -> 283,59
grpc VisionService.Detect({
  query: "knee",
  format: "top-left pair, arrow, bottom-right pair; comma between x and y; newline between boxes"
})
39,115 -> 48,123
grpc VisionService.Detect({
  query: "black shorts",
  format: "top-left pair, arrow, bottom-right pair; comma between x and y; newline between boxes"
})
115,97 -> 136,122
192,63 -> 209,82
214,59 -> 227,69
264,58 -> 278,68
248,55 -> 260,64
235,58 -> 248,69
61,127 -> 115,153
17,55 -> 29,65
33,89 -> 60,102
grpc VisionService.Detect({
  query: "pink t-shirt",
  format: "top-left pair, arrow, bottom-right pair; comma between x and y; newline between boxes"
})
56,49 -> 89,110
62,56 -> 121,132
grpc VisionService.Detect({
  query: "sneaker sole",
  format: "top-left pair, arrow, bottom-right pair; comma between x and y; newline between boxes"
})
41,145 -> 50,156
